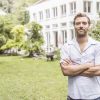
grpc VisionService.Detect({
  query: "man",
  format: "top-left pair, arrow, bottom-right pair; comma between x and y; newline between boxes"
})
60,13 -> 100,100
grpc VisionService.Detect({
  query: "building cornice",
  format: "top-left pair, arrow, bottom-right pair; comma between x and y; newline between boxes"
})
34,0 -> 48,5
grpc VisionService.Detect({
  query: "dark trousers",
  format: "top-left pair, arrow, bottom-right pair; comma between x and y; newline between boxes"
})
67,96 -> 100,100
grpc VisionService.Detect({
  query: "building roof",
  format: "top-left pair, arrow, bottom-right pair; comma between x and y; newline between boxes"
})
34,0 -> 48,5
27,0 -> 49,10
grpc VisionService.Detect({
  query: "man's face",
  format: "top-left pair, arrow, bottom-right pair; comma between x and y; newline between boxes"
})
74,17 -> 90,38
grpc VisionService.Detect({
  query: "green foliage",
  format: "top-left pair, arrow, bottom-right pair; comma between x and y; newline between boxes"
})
0,35 -> 6,47
20,22 -> 44,56
0,39 -> 16,50
20,41 -> 43,55
0,21 -> 44,56
11,25 -> 25,42
0,0 -> 42,55
0,15 -> 14,37
28,21 -> 43,41
0,15 -> 14,48
0,0 -> 14,13
54,49 -> 60,60
0,25 -> 25,51
90,21 -> 100,41
17,10 -> 30,25
0,17 -> 4,33
3,15 -> 15,39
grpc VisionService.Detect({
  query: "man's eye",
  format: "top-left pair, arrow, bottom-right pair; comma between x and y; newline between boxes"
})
82,22 -> 87,25
75,22 -> 80,25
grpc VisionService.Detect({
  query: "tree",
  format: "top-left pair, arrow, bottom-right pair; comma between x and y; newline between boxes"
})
17,9 -> 30,25
0,15 -> 14,48
0,35 -> 6,47
21,22 -> 44,57
11,25 -> 25,42
0,25 -> 25,52
90,21 -> 100,41
0,0 -> 15,13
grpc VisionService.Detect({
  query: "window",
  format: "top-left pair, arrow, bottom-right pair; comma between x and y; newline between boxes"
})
33,13 -> 37,20
62,30 -> 67,44
39,11 -> 43,20
45,25 -> 50,29
52,7 -> 58,18
61,23 -> 67,27
84,1 -> 91,13
61,4 -> 66,16
54,31 -> 58,47
45,9 -> 50,19
70,2 -> 76,14
97,2 -> 100,13
69,21 -> 73,27
52,24 -> 58,28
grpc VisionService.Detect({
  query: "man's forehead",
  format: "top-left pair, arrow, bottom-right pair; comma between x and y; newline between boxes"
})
75,17 -> 88,22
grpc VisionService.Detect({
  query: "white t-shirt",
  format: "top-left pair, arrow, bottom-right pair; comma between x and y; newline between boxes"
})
60,37 -> 100,99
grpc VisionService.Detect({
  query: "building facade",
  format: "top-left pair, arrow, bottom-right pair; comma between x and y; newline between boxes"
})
27,0 -> 100,51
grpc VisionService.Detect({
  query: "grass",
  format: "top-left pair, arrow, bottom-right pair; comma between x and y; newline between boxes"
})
0,56 -> 68,100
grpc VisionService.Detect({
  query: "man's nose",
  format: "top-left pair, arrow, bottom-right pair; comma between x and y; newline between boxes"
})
79,23 -> 84,28
80,23 -> 83,27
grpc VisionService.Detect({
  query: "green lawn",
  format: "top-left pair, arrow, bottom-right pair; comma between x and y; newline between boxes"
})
0,56 -> 68,100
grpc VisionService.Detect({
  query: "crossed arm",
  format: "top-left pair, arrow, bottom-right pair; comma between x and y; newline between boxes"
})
60,59 -> 100,77
81,65 -> 100,76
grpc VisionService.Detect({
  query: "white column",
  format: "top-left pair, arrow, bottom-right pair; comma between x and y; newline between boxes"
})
50,31 -> 54,47
58,30 -> 63,48
76,0 -> 83,13
92,0 -> 97,19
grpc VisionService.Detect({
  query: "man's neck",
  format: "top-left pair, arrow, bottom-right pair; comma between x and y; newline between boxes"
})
76,36 -> 89,52
76,36 -> 88,44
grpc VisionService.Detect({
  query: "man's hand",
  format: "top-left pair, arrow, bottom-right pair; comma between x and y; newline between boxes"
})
80,62 -> 94,77
62,59 -> 93,68
81,65 -> 100,77
62,59 -> 72,65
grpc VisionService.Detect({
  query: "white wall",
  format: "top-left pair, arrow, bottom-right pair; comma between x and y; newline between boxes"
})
27,0 -> 100,51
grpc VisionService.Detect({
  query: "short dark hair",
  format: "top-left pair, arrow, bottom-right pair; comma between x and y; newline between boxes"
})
73,13 -> 91,25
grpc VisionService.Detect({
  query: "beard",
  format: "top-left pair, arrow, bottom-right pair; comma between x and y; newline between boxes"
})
77,32 -> 87,38
75,28 -> 88,38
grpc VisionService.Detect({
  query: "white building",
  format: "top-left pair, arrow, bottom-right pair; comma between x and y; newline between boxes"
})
27,0 -> 100,51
